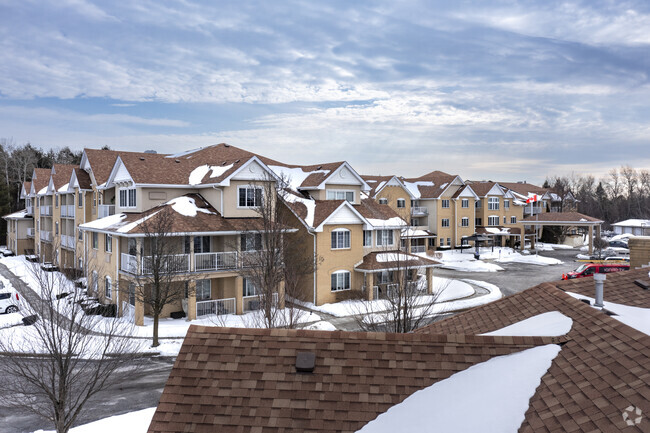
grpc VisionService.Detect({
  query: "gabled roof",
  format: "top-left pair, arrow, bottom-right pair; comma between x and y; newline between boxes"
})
400,170 -> 461,199
498,181 -> 549,197
268,159 -> 370,192
521,212 -> 602,224
50,164 -> 77,192
31,168 -> 52,196
417,281 -> 650,432
148,327 -> 557,433
612,218 -> 650,228
355,250 -> 441,272
360,175 -> 414,199
69,167 -> 92,191
20,181 -> 31,199
466,180 -> 504,197
451,184 -> 479,200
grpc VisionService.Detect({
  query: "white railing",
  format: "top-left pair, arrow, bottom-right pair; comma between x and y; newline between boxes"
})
41,230 -> 52,242
243,292 -> 279,312
98,205 -> 115,219
41,205 -> 52,216
195,251 -> 239,271
196,297 -> 236,317
61,205 -> 75,218
26,228 -> 35,237
61,234 -> 75,248
410,245 -> 426,253
411,206 -> 428,215
142,254 -> 190,274
120,253 -> 139,273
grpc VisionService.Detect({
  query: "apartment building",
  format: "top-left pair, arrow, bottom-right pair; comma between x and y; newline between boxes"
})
467,181 -> 525,248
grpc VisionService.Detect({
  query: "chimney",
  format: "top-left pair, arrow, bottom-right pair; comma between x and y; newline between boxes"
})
594,273 -> 606,308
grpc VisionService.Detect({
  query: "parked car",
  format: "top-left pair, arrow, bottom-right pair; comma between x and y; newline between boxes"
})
0,290 -> 20,314
608,240 -> 629,249
562,263 -> 630,280
604,256 -> 630,262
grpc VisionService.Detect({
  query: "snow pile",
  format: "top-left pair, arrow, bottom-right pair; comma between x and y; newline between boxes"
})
567,292 -> 650,336
495,251 -> 562,266
35,407 -> 156,433
481,312 -> 573,337
282,191 -> 316,227
58,182 -> 69,192
432,249 -> 504,272
357,344 -> 561,433
79,213 -> 126,230
376,252 -> 418,263
269,165 -> 330,192
367,217 -> 407,228
0,312 -> 23,329
188,163 -> 234,185
304,321 -> 338,331
116,211 -> 161,233
402,180 -> 434,199
167,196 -> 214,217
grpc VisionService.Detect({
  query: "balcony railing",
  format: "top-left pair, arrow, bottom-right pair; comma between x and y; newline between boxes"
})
410,245 -> 426,253
26,206 -> 33,216
141,254 -> 190,275
243,292 -> 279,312
26,228 -> 35,237
121,253 -> 139,274
61,205 -> 75,218
41,230 -> 52,242
411,207 -> 428,216
197,297 -> 236,317
61,234 -> 75,249
98,205 -> 115,219
195,251 -> 239,271
41,206 -> 52,216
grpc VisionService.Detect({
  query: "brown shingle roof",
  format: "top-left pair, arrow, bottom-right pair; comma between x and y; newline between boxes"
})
360,175 -> 394,197
466,181 -> 501,197
357,198 -> 404,223
73,168 -> 92,190
51,164 -> 77,190
521,212 -> 602,223
499,181 -> 548,196
148,327 -> 557,433
32,168 -> 52,194
402,170 -> 457,199
418,283 -> 650,432
22,181 -> 31,194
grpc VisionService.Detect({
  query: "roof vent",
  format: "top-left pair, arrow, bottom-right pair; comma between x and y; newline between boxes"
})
223,144 -> 230,147
317,166 -> 322,170
295,351 -> 315,373
139,157 -> 145,161
633,279 -> 650,290
222,161 -> 228,166
144,150 -> 157,154
235,159 -> 240,163
175,159 -> 180,163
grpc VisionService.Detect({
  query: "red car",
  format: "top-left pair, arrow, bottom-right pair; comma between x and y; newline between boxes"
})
562,263 -> 629,280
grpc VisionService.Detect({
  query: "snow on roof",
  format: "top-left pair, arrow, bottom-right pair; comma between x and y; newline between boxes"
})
439,182 -> 448,189
612,219 -> 650,227
57,183 -> 69,192
116,211 -> 161,233
80,213 -> 127,230
402,180 -> 434,199
37,186 -> 48,195
357,344 -> 561,433
269,165 -> 330,191
484,227 -> 510,235
367,217 -> 406,228
282,191 -> 316,227
481,312 -> 573,337
188,164 -> 234,185
165,146 -> 204,158
167,196 -> 215,217
401,228 -> 431,237
3,209 -> 30,219
567,292 -> 650,336
376,253 -> 418,263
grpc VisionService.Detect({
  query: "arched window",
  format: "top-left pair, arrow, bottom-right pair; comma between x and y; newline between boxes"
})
331,229 -> 351,249
331,271 -> 351,292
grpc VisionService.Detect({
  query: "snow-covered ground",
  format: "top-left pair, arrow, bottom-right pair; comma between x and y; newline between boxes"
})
432,246 -> 565,272
0,311 -> 23,329
433,249 -> 504,272
566,292 -> 650,336
357,344 -> 562,433
34,407 -> 156,433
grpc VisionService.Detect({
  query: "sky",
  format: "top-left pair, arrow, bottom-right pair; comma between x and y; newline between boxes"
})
1,0 -> 649,185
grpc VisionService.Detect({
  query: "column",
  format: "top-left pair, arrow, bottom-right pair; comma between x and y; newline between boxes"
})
426,267 -> 434,295
235,275 -> 243,315
366,272 -> 374,301
278,280 -> 286,309
186,280 -> 196,321
588,225 -> 594,255
135,295 -> 144,326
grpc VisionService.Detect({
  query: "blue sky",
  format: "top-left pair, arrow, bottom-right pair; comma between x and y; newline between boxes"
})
1,0 -> 649,184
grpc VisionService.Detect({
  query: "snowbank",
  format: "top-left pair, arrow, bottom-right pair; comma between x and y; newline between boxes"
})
35,407 -> 156,433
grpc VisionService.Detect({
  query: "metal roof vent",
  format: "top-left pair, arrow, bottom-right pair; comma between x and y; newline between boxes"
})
633,279 -> 650,290
175,159 -> 180,163
317,165 -> 322,170
144,149 -> 157,154
139,157 -> 145,161
235,159 -> 240,163
223,144 -> 230,147
295,351 -> 315,373
222,161 -> 228,165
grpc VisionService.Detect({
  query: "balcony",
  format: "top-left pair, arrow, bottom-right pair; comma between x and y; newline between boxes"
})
61,234 -> 75,249
410,245 -> 426,254
61,205 -> 75,218
41,230 -> 52,242
41,206 -> 52,216
411,207 -> 428,216
120,250 -> 264,275
26,228 -> 35,237
524,206 -> 544,216
195,251 -> 239,271
121,253 -> 190,275
197,298 -> 236,317
98,205 -> 115,219
26,206 -> 33,216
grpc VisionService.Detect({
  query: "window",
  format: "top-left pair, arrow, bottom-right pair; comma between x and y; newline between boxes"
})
119,187 -> 137,208
377,270 -> 393,284
242,278 -> 257,297
92,271 -> 98,293
447,237 -> 451,246
105,234 -> 112,253
376,230 -> 394,247
441,199 -> 450,208
327,190 -> 354,202
78,192 -> 83,207
504,216 -> 507,224
92,232 -> 98,249
196,279 -> 211,301
128,238 -> 137,256
363,230 -> 372,247
488,197 -> 499,210
475,201 -> 481,208
397,198 -> 405,208
504,200 -> 510,209
475,217 -> 482,226
511,216 -> 517,224
440,238 -> 445,247
105,276 -> 112,299
241,233 -> 261,251
128,283 -> 136,306
55,195 -> 59,208
410,218 -> 419,227
185,235 -> 211,254
78,258 -> 83,270
488,216 -> 499,226
331,271 -> 351,292
461,217 -> 469,227
78,226 -> 83,240
379,198 -> 388,205
331,229 -> 350,249
441,218 -> 450,227
238,186 -> 262,207
55,221 -> 59,235
461,199 -> 469,208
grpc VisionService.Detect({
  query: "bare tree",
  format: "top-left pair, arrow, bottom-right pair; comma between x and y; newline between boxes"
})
131,206 -> 193,347
0,259 -> 139,433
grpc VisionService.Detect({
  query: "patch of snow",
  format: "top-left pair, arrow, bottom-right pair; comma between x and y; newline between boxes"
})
439,182 -> 448,189
567,292 -> 650,336
282,191 -> 316,227
402,180 -> 434,199
481,312 -> 573,337
37,186 -> 48,195
58,183 -> 69,192
375,180 -> 386,192
430,249 -> 504,272
401,228 -> 430,237
167,196 -> 214,217
79,213 -> 126,230
188,163 -> 234,185
357,344 -> 561,433
304,321 -> 338,331
367,217 -> 406,228
116,211 -> 161,233
0,312 -> 23,329
376,252 -> 418,263
269,165 -> 330,192
35,407 -> 156,433
495,251 -> 562,266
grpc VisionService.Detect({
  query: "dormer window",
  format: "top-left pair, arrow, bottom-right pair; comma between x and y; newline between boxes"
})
119,187 -> 136,208
238,186 -> 262,208
326,190 -> 354,202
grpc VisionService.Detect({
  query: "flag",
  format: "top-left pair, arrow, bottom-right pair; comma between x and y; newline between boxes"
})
526,194 -> 539,204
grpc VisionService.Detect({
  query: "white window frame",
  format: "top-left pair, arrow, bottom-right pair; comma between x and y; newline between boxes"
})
378,198 -> 388,205
511,216 -> 517,224
119,187 -> 137,208
504,200 -> 510,209
242,278 -> 258,297
105,234 -> 112,253
363,230 -> 372,247
441,199 -> 450,208
461,199 -> 469,208
105,276 -> 112,300
238,186 -> 262,208
376,229 -> 394,247
331,228 -> 351,250
396,198 -> 406,208
488,215 -> 499,226
488,197 -> 499,210
441,218 -> 450,228
78,191 -> 83,207
331,270 -> 351,292
326,190 -> 355,202
461,217 -> 469,227
92,232 -> 98,249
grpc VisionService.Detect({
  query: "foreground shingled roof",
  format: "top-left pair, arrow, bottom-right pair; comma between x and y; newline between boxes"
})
148,328 -> 557,433
418,281 -> 650,432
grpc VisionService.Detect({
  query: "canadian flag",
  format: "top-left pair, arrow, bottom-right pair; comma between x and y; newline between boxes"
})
526,194 -> 539,204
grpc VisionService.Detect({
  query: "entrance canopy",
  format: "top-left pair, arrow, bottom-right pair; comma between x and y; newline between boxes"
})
521,212 -> 603,254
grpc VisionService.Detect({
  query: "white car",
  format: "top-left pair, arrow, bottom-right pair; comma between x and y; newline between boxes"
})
0,290 -> 20,314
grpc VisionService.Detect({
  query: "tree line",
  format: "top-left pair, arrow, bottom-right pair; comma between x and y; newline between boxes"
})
544,166 -> 650,228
